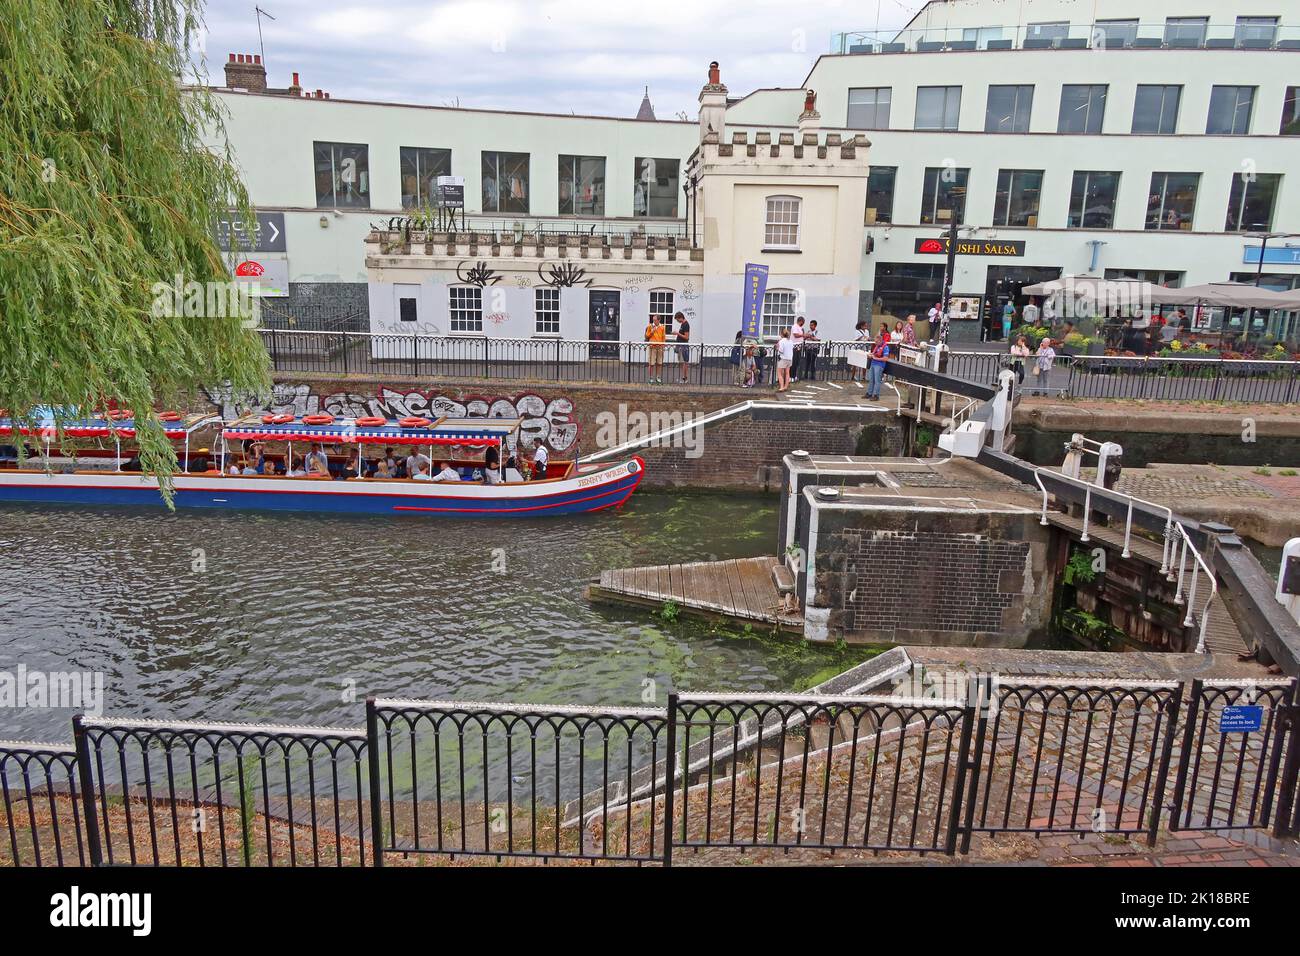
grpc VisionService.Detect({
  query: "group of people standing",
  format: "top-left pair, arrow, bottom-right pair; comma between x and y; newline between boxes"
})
849,315 -> 922,399
643,311 -> 692,384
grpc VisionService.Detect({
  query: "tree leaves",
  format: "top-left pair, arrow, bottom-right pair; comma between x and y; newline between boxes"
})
0,0 -> 270,501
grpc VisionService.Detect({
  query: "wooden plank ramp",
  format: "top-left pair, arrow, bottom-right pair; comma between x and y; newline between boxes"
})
587,555 -> 803,632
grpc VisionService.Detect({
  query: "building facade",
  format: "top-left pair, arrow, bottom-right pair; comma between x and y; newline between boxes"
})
211,0 -> 1300,344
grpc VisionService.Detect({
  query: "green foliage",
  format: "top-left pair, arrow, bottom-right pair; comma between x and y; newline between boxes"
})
0,0 -> 270,498
1064,547 -> 1098,585
659,599 -> 679,623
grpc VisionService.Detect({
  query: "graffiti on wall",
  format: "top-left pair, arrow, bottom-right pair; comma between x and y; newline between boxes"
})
204,385 -> 579,453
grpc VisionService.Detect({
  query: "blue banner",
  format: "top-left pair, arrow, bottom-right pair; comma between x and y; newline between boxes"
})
741,263 -> 769,338
1243,245 -> 1300,265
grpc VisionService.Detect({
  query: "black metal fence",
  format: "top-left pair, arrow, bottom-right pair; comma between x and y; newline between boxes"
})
257,330 -> 1300,403
3,677 -> 1296,867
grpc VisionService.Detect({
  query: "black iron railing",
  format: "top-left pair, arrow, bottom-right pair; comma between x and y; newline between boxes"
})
4,677 -> 1296,867
256,330 -> 1300,403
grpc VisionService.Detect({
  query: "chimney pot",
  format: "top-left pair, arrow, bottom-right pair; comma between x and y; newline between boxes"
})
708,61 -> 720,85
253,54 -> 261,65
229,53 -> 235,61
292,72 -> 300,86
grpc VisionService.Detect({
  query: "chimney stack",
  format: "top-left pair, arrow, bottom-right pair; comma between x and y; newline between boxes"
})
224,52 -> 267,92
698,60 -> 727,144
798,88 -> 821,140
288,71 -> 302,96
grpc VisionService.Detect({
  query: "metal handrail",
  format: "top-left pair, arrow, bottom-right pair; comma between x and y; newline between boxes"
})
1032,466 -> 1219,651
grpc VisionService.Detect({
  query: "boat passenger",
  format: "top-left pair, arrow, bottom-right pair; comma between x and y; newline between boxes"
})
241,460 -> 259,476
532,443 -> 549,480
433,461 -> 461,482
411,461 -> 433,481
374,458 -> 394,478
405,450 -> 431,478
504,456 -> 524,483
305,445 -> 330,477
228,460 -> 242,475
483,448 -> 501,484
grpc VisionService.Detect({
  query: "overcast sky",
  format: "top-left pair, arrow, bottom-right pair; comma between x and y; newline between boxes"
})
198,0 -> 926,118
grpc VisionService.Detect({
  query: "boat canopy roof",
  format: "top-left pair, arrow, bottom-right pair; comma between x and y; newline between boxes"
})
0,412 -> 217,440
222,414 -> 522,447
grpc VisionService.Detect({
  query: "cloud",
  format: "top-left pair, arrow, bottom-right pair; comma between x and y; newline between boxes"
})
199,0 -> 922,118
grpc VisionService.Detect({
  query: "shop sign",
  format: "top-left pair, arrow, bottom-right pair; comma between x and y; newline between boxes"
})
915,236 -> 1026,257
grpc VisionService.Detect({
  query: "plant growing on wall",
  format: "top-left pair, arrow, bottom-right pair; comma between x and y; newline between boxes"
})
1063,547 -> 1100,585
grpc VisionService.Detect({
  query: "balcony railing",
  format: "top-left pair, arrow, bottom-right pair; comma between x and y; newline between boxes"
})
833,21 -> 1300,55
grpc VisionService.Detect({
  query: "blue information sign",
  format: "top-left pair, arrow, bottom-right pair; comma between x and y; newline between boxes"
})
740,263 -> 770,338
1219,705 -> 1264,733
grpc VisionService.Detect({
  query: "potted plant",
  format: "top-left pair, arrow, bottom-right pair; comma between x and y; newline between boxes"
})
1085,335 -> 1104,356
1061,332 -> 1087,357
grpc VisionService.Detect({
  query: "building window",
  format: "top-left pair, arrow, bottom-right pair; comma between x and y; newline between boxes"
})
534,287 -> 560,335
1132,85 -> 1181,134
993,170 -> 1044,227
633,157 -> 679,217
1163,17 -> 1207,46
313,141 -> 370,208
1145,173 -> 1200,231
1207,86 -> 1255,135
1235,16 -> 1278,45
481,151 -> 529,214
915,86 -> 961,131
985,85 -> 1033,133
1068,171 -> 1121,229
558,155 -> 605,216
865,167 -> 896,224
763,196 -> 801,249
1283,87 -> 1300,135
449,286 -> 483,333
962,26 -> 1003,49
399,147 -> 450,209
1058,85 -> 1107,134
1105,269 -> 1183,288
398,296 -> 418,322
920,167 -> 969,225
1225,173 -> 1282,232
847,87 -> 891,129
1093,19 -> 1137,47
1026,21 -> 1069,44
761,289 -> 797,340
649,289 -> 675,327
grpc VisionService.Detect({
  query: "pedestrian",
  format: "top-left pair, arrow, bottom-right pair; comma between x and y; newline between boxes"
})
729,330 -> 746,386
644,314 -> 665,384
849,320 -> 869,385
1033,336 -> 1056,393
790,316 -> 806,382
890,321 -> 904,358
1010,335 -> 1030,384
801,319 -> 821,380
902,314 -> 918,347
532,442 -> 550,480
927,301 -> 942,338
1022,297 -> 1040,328
866,323 -> 890,399
1001,299 -> 1016,341
673,311 -> 691,383
776,328 -> 794,392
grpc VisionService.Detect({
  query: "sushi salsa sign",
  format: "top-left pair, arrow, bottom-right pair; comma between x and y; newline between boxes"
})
914,236 -> 1026,257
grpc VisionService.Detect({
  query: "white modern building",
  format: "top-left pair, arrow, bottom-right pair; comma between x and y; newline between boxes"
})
210,0 -> 1300,344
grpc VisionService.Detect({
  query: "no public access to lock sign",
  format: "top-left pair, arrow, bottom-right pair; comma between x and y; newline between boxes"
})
1219,704 -> 1264,733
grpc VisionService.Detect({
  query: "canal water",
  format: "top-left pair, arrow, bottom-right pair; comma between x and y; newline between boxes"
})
0,495 -> 874,742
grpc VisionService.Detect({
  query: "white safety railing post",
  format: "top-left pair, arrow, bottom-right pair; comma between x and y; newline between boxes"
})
1080,486 -> 1092,542
1121,501 -> 1133,558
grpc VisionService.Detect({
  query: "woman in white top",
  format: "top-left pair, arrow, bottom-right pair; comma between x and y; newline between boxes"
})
790,317 -> 806,381
775,328 -> 795,392
1009,335 -> 1031,384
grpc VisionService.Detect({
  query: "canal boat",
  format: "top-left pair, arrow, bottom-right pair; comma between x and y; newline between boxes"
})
0,412 -> 644,517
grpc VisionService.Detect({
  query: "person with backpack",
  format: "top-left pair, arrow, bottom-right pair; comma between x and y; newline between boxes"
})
867,323 -> 890,399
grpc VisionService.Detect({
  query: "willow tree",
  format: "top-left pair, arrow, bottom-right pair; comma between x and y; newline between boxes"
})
0,0 -> 269,493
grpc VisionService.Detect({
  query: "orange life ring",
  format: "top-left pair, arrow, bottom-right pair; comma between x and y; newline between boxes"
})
159,411 -> 182,422
399,416 -> 431,429
108,409 -> 133,420
272,414 -> 294,425
302,414 -> 335,426
260,414 -> 278,424
355,416 -> 386,427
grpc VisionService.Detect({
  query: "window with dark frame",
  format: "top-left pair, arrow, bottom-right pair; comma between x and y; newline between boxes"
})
399,147 -> 450,209
649,289 -> 675,327
534,287 -> 560,335
847,87 -> 892,129
313,141 -> 370,208
1145,172 -> 1200,231
558,155 -> 606,216
920,167 -> 969,225
1225,173 -> 1281,232
993,169 -> 1044,227
761,289 -> 796,340
449,286 -> 483,333
1282,87 -> 1300,135
915,86 -> 962,131
985,85 -> 1033,133
1058,85 -> 1107,134
398,296 -> 418,322
481,151 -> 529,214
1206,86 -> 1255,135
1068,171 -> 1121,229
1132,85 -> 1181,134
633,157 -> 679,217
866,167 -> 896,224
